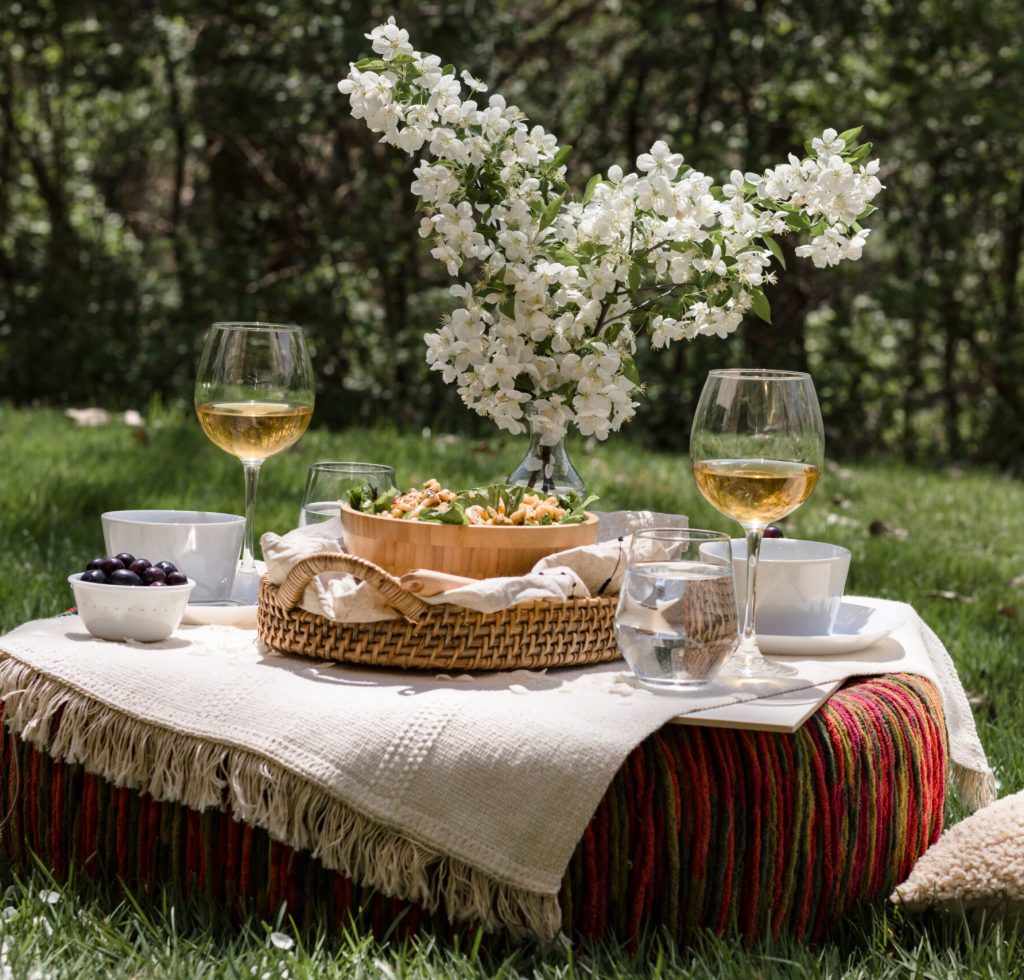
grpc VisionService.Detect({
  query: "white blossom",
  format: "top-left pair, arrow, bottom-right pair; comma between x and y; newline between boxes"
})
338,28 -> 883,441
636,140 -> 685,180
365,17 -> 414,61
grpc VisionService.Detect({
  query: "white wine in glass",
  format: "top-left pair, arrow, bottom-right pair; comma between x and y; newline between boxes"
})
195,323 -> 314,600
692,459 -> 819,526
690,369 -> 824,682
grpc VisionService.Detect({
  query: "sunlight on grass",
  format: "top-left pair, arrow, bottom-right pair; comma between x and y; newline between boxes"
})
1,405 -> 1022,976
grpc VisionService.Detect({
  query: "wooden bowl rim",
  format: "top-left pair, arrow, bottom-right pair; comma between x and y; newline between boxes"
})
339,503 -> 599,541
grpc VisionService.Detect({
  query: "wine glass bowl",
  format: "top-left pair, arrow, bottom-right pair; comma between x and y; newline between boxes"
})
195,322 -> 314,598
690,369 -> 824,683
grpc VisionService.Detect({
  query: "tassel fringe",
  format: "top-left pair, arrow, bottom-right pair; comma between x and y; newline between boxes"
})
0,657 -> 561,940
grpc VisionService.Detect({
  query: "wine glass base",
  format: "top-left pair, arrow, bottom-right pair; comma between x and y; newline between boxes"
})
230,568 -> 261,605
714,652 -> 799,694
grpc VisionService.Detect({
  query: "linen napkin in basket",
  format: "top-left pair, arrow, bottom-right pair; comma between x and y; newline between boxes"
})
260,509 -> 687,622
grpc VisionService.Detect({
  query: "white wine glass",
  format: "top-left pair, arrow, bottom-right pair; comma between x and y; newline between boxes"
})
690,369 -> 824,682
195,322 -> 314,598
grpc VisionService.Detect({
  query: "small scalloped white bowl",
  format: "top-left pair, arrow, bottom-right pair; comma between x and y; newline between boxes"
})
68,573 -> 195,642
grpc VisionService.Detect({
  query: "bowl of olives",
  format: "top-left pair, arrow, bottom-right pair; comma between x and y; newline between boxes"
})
69,552 -> 195,642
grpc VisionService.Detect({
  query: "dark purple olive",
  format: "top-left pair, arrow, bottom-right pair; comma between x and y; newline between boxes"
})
81,569 -> 107,584
129,558 -> 151,575
86,558 -> 107,571
164,571 -> 188,587
154,560 -> 178,576
97,556 -> 125,576
114,552 -> 136,568
108,568 -> 144,586
763,524 -> 785,538
147,580 -> 167,587
141,566 -> 166,585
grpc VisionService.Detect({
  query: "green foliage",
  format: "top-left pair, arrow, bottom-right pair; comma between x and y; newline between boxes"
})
0,1 -> 1022,465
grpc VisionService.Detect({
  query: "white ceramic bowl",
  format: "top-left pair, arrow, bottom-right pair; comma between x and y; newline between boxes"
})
703,538 -> 851,636
68,573 -> 195,642
101,510 -> 245,603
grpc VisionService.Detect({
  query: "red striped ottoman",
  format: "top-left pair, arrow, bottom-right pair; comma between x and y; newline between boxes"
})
0,672 -> 946,944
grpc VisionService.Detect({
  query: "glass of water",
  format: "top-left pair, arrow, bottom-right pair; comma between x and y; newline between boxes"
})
299,461 -> 396,526
615,528 -> 739,688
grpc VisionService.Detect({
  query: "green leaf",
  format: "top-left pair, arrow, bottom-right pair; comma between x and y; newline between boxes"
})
784,211 -> 810,231
750,288 -> 772,324
604,321 -> 625,343
764,234 -> 787,270
621,353 -> 641,386
582,172 -> 603,205
628,261 -> 642,292
847,143 -> 873,164
838,126 -> 864,144
418,501 -> 467,524
539,193 -> 565,230
552,145 -> 573,168
347,485 -> 400,515
353,58 -> 388,71
559,491 -> 600,523
462,484 -> 528,520
552,247 -> 580,266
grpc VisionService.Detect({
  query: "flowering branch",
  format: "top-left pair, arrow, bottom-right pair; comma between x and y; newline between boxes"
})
338,18 -> 884,445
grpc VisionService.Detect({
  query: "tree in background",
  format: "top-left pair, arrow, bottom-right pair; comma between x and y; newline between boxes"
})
1,0 -> 1022,466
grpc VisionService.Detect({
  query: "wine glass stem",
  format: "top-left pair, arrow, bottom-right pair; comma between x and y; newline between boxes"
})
740,525 -> 763,655
241,460 -> 263,572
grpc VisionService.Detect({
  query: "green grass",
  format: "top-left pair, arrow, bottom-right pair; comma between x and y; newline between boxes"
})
1,404 -> 1023,977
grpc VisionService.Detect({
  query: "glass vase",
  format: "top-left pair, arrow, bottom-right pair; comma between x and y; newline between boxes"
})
507,415 -> 585,497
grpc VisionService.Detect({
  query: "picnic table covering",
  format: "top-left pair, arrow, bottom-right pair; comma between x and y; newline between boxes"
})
0,600 -> 994,939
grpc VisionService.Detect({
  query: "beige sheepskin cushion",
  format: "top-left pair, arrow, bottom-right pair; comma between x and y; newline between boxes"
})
891,789 -> 1024,919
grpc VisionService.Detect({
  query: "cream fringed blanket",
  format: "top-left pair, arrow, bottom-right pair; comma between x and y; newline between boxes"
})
0,604 -> 995,940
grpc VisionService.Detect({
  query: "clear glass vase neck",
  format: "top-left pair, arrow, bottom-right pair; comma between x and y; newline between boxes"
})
507,413 -> 586,497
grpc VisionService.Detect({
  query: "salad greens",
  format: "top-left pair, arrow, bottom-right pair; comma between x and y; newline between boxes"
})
346,482 -> 597,526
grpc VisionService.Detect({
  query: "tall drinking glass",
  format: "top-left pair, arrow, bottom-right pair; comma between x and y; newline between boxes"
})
615,528 -> 739,688
300,462 -> 396,526
195,322 -> 314,597
689,369 -> 824,681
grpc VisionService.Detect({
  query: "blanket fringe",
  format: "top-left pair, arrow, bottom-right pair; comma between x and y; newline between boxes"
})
951,761 -> 998,812
0,658 -> 562,941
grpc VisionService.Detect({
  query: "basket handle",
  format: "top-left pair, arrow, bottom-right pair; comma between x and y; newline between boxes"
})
272,551 -> 431,621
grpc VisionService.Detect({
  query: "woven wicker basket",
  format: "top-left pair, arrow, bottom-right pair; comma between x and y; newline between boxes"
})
256,551 -> 621,672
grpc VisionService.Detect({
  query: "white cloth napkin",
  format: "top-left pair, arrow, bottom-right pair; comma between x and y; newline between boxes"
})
260,510 -> 688,622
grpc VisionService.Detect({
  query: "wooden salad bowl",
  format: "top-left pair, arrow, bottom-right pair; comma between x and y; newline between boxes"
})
339,503 -> 600,579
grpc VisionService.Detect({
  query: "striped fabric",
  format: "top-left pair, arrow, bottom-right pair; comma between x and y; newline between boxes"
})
0,673 -> 946,944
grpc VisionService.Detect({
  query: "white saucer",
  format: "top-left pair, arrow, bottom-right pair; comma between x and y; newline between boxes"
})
181,603 -> 257,628
181,561 -> 264,627
757,601 -> 904,657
